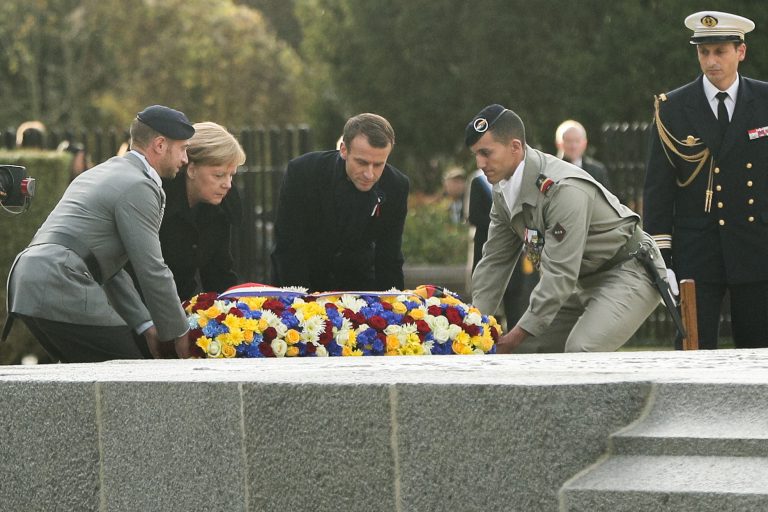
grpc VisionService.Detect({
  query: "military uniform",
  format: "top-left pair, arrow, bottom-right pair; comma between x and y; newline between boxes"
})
472,146 -> 663,352
643,11 -> 768,348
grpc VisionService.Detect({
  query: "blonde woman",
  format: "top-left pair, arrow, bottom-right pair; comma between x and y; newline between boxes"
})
159,122 -> 246,300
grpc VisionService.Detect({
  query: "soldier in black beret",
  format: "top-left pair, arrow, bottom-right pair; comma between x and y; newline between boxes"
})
4,105 -> 197,362
644,11 -> 768,349
467,104 -> 668,353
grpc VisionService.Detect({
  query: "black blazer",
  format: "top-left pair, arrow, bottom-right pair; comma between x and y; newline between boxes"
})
159,171 -> 241,300
580,156 -> 610,189
644,75 -> 768,284
271,150 -> 409,292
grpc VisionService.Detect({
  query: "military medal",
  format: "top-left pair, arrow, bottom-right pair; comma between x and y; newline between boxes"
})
748,126 -> 768,140
523,228 -> 544,270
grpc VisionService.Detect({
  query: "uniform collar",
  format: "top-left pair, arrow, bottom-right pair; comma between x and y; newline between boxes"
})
129,149 -> 163,187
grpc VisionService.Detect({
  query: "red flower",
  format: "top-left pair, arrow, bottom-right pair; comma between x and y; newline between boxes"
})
381,301 -> 393,311
445,307 -> 462,325
306,343 -> 317,355
215,313 -> 227,322
318,321 -> 334,345
464,324 -> 481,337
368,316 -> 387,330
415,320 -> 431,334
427,305 -> 443,317
263,299 -> 285,313
189,328 -> 203,341
190,343 -> 206,358
263,327 -> 277,342
228,307 -> 244,318
342,309 -> 365,325
325,302 -> 338,312
490,326 -> 500,341
258,341 -> 275,357
402,315 -> 415,324
193,297 -> 215,312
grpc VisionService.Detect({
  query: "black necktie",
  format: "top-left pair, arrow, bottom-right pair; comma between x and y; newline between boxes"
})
716,91 -> 729,137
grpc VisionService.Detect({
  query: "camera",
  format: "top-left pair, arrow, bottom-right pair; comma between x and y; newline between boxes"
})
0,165 -> 35,213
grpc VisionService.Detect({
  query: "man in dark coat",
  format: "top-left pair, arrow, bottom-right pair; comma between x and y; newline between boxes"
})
644,10 -> 768,348
272,113 -> 409,292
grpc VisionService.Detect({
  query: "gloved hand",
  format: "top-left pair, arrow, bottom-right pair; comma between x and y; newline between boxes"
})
666,268 -> 679,297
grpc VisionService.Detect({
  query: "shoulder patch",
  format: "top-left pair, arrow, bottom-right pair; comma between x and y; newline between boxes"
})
657,93 -> 668,102
536,174 -> 555,194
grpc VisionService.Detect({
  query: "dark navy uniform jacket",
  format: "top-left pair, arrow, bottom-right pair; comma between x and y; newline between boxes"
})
271,150 -> 409,292
644,74 -> 768,284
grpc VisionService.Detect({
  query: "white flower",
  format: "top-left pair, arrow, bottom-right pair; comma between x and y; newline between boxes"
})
464,312 -> 483,326
448,324 -> 463,340
271,339 -> 288,357
422,340 -> 434,354
426,315 -> 449,331
433,326 -> 451,343
301,316 -> 325,343
315,345 -> 329,357
186,313 -> 200,329
425,296 -> 441,308
339,294 -> 367,312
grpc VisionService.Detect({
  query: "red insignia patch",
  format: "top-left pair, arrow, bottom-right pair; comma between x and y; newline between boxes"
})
539,178 -> 554,193
553,223 -> 566,241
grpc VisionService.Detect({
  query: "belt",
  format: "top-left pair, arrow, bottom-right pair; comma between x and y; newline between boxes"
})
592,224 -> 645,275
29,231 -> 104,284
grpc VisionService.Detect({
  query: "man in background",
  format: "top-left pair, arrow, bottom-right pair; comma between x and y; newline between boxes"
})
555,119 -> 610,189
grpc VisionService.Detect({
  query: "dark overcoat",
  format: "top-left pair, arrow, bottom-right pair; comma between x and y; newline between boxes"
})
271,150 -> 409,292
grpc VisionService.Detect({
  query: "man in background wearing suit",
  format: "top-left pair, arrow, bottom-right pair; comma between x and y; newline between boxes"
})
555,119 -> 611,189
272,113 -> 409,292
4,105 -> 195,362
644,11 -> 768,349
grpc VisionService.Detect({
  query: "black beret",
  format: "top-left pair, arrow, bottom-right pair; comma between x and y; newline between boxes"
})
465,104 -> 509,147
136,105 -> 195,140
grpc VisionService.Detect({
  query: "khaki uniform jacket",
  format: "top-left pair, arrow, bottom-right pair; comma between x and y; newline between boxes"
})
472,146 -> 645,336
7,153 -> 188,340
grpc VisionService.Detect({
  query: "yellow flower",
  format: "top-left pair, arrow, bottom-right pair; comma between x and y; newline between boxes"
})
257,318 -> 269,332
441,295 -> 461,306
241,297 -> 267,310
196,336 -> 213,353
286,329 -> 301,345
454,331 -> 471,347
286,346 -> 300,357
342,345 -> 364,356
203,305 -> 222,319
475,336 -> 494,353
297,301 -> 325,319
408,308 -> 425,320
217,330 -> 244,347
392,302 -> 407,315
207,339 -> 223,358
223,314 -> 244,332
197,316 -> 209,328
386,335 -> 400,352
222,344 -> 237,358
452,339 -> 473,355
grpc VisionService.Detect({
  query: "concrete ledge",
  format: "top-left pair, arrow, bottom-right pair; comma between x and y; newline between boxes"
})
1,350 -> 768,511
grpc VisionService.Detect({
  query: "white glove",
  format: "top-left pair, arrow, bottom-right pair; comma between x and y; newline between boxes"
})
666,268 -> 679,297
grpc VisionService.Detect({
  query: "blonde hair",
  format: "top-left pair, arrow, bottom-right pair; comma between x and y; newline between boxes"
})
187,122 -> 246,167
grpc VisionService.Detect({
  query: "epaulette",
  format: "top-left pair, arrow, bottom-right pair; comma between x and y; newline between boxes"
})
536,174 -> 555,194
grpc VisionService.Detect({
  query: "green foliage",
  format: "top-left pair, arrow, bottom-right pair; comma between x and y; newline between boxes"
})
402,199 -> 469,265
295,0 -> 768,189
0,151 -> 72,364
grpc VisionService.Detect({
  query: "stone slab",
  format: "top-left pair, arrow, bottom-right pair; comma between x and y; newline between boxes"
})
562,454 -> 768,511
98,382 -> 245,512
241,383 -> 395,512
0,382 -> 100,512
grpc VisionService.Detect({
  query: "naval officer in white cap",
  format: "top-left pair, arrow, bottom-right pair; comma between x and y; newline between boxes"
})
644,11 -> 768,349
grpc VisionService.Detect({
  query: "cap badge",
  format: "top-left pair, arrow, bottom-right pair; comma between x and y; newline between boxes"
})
701,15 -> 718,27
473,118 -> 489,133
